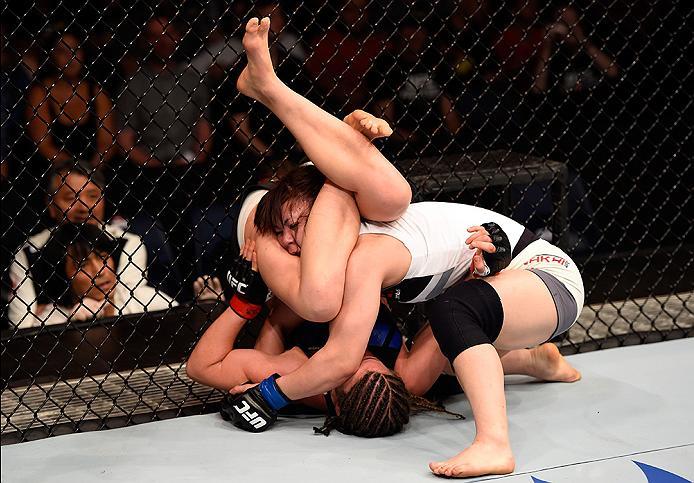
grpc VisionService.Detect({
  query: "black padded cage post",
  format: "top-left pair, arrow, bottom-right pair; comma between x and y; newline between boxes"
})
1,0 -> 691,444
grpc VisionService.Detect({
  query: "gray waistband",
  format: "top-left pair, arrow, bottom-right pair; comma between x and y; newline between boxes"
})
530,268 -> 578,339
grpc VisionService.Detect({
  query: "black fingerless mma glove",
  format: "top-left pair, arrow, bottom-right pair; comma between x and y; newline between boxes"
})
226,256 -> 269,320
220,374 -> 291,433
481,222 -> 513,276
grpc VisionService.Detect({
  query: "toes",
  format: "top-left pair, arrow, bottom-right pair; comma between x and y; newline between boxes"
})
259,17 -> 271,32
246,17 -> 259,32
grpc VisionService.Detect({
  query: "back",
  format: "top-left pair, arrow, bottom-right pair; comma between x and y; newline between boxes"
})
360,202 -> 527,302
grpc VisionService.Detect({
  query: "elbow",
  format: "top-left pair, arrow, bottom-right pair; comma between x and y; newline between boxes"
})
332,356 -> 362,385
185,355 -> 205,384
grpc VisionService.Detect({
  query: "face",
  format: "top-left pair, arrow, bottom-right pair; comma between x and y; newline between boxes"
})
331,353 -> 391,413
65,250 -> 117,302
52,34 -> 84,79
49,173 -> 105,225
274,200 -> 309,256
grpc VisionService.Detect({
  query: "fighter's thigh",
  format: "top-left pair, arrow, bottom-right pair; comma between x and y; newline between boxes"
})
485,269 -> 557,350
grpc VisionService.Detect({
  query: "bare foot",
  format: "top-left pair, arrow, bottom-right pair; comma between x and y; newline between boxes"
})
429,439 -> 515,478
237,17 -> 280,102
530,343 -> 581,382
343,109 -> 394,140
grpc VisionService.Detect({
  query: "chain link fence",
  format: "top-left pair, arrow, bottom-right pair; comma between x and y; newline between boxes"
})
1,0 -> 692,443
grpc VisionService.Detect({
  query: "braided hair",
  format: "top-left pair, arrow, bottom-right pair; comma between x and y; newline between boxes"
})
313,371 -> 463,438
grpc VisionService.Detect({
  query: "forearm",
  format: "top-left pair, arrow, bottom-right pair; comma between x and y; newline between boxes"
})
532,41 -> 552,93
186,307 -> 250,382
440,96 -> 462,134
276,344 -> 359,399
33,132 -> 71,164
585,42 -> 619,78
230,113 -> 270,155
118,129 -> 161,167
192,119 -> 213,164
274,244 -> 384,400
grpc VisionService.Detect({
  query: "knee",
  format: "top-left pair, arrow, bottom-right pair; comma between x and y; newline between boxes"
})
426,280 -> 504,363
380,181 -> 412,221
302,287 -> 342,322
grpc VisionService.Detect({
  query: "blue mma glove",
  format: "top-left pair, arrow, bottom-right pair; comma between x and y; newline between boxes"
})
220,374 -> 290,433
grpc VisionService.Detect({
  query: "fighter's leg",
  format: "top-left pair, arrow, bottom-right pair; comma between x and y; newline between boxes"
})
237,17 -> 411,221
427,270 -> 558,478
499,344 -> 581,382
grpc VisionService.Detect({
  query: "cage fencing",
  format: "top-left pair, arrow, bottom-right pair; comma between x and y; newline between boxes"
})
1,0 -> 692,443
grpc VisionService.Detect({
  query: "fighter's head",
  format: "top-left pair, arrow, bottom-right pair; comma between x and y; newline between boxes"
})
322,361 -> 412,438
254,165 -> 325,255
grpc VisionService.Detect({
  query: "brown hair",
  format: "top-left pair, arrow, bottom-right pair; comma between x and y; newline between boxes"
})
254,165 -> 326,236
314,371 -> 464,438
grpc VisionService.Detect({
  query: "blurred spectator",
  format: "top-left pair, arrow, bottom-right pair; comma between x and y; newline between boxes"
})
26,30 -> 117,169
117,16 -> 247,299
369,18 -> 462,155
305,0 -> 387,113
533,5 -> 619,95
223,0 -> 310,173
8,223 -> 176,329
6,160 -> 180,328
439,1 -> 502,147
1,23 -> 31,180
492,0 -> 546,89
116,16 -> 213,226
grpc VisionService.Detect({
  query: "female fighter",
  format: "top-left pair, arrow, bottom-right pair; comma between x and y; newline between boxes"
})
227,17 -> 585,479
186,242 -> 580,437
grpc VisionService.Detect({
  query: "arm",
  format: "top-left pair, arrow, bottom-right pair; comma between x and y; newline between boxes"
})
440,94 -> 462,135
91,86 -> 117,167
175,117 -> 213,166
263,234 -> 406,400
274,243 -> 384,399
117,128 -> 163,168
584,41 -> 619,78
26,85 -> 72,165
395,324 -> 449,396
532,39 -> 553,93
186,306 -> 304,389
229,112 -> 271,156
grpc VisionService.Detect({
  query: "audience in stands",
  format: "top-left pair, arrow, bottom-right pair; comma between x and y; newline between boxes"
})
116,16 -> 213,229
369,18 -> 462,155
26,30 -> 117,170
304,0 -> 387,113
10,223 -> 175,328
6,161 -> 177,328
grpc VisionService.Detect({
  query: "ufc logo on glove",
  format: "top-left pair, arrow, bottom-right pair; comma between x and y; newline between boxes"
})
233,400 -> 268,429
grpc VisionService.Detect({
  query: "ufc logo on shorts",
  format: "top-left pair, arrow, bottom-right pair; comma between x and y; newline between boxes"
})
233,400 -> 267,429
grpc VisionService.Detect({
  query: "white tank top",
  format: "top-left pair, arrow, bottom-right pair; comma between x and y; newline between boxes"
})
359,202 -> 526,303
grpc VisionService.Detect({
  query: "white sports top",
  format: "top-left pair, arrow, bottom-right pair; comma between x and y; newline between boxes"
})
360,202 -> 526,303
